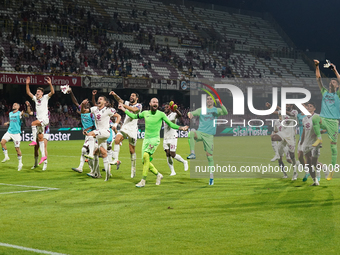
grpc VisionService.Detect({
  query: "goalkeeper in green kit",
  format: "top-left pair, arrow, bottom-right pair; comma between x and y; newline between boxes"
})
312,59 -> 340,180
187,95 -> 228,185
118,98 -> 188,188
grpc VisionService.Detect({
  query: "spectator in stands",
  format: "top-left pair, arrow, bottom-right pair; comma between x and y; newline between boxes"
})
63,104 -> 68,114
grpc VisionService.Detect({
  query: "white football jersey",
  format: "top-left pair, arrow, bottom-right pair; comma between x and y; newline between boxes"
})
163,112 -> 178,139
33,94 -> 50,120
91,106 -> 116,130
279,109 -> 298,138
122,101 -> 142,130
302,113 -> 318,146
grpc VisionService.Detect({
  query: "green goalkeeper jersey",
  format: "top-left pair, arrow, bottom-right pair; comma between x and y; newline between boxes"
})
190,105 -> 228,135
125,109 -> 180,139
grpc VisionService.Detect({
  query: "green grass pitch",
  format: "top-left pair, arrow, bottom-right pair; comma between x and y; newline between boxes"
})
0,135 -> 340,254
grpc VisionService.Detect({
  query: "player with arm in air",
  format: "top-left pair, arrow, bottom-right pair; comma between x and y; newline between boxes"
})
82,96 -> 121,181
68,89 -> 97,174
301,102 -> 329,186
163,101 -> 188,176
118,98 -> 188,188
312,60 -> 340,180
109,91 -> 142,178
269,103 -> 299,180
1,102 -> 24,171
26,76 -> 54,165
26,101 -> 50,171
187,95 -> 228,185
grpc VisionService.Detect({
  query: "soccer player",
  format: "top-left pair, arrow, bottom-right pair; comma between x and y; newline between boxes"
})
163,101 -> 188,176
82,96 -> 121,181
1,102 -> 24,171
26,76 -> 54,165
109,91 -> 142,178
118,98 -> 188,188
301,102 -> 329,185
26,101 -> 49,171
187,95 -> 228,185
312,60 -> 340,180
268,103 -> 299,179
69,88 -> 97,174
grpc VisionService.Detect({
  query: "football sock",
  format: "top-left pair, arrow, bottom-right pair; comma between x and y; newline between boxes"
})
88,136 -> 94,156
142,152 -> 150,179
167,156 -> 174,172
32,126 -> 37,141
207,156 -> 214,179
131,153 -> 136,170
189,131 -> 196,153
174,154 -> 185,163
39,141 -> 45,157
331,143 -> 337,167
113,143 -> 120,160
79,147 -> 87,169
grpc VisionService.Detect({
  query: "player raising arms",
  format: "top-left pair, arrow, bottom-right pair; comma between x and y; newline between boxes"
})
68,88 -> 97,174
82,96 -> 121,181
109,91 -> 142,178
1,102 -> 24,171
26,101 -> 50,171
187,95 -> 228,185
301,102 -> 329,186
26,76 -> 54,165
268,103 -> 299,180
118,98 -> 188,188
163,101 -> 188,176
312,60 -> 340,180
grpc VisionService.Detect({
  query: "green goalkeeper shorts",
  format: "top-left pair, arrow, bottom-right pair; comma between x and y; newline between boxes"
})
320,117 -> 339,143
195,131 -> 214,155
142,138 -> 160,162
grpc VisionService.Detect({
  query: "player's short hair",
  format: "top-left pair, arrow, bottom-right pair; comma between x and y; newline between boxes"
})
37,87 -> 44,93
307,101 -> 316,109
331,78 -> 339,85
132,92 -> 139,100
164,102 -> 170,106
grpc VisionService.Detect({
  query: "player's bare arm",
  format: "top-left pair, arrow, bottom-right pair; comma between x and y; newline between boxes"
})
69,87 -> 80,108
314,59 -> 324,91
124,104 -> 140,113
109,91 -> 124,104
25,101 -> 33,115
81,99 -> 90,114
266,102 -> 280,115
330,62 -> 340,84
92,90 -> 97,106
113,113 -> 121,126
46,77 -> 55,97
26,76 -> 34,99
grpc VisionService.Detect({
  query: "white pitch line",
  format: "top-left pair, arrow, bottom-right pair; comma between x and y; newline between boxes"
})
0,242 -> 68,255
0,183 -> 59,195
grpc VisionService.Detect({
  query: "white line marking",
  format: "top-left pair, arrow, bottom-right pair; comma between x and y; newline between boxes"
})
0,183 -> 59,195
0,242 -> 68,255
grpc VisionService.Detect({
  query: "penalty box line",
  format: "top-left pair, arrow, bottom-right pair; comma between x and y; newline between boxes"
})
0,242 -> 68,255
0,183 -> 59,195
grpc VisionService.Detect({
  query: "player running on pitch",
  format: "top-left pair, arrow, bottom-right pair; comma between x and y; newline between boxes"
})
301,102 -> 329,185
163,101 -> 188,176
1,102 -> 24,171
26,76 -> 54,165
118,98 -> 188,188
312,60 -> 340,180
187,95 -> 228,185
82,96 -> 121,181
109,91 -> 142,178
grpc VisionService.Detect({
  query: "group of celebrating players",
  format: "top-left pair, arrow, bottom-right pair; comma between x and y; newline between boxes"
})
1,59 -> 340,186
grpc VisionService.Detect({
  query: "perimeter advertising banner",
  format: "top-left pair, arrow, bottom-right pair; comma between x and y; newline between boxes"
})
0,73 -> 82,86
